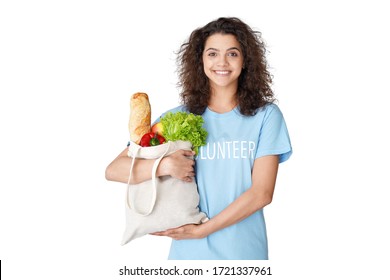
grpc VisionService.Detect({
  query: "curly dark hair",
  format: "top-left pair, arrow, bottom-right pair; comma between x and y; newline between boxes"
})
176,17 -> 275,116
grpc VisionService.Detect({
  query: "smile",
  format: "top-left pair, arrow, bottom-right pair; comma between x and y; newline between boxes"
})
214,70 -> 230,75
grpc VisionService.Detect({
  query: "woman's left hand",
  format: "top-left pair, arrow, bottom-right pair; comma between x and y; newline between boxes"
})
151,223 -> 208,240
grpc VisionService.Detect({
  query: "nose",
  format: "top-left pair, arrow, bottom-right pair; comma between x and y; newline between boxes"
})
217,55 -> 228,67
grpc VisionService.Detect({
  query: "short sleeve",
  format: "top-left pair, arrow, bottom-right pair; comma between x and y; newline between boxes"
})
255,104 -> 292,163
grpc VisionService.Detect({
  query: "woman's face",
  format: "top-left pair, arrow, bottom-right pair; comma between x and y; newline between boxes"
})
202,33 -> 244,91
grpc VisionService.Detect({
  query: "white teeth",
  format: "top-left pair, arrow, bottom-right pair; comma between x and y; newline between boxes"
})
215,71 -> 229,75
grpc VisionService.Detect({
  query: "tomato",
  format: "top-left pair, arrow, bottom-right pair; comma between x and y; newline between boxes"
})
139,132 -> 166,147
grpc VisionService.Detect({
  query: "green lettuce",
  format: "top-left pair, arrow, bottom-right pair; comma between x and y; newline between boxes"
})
160,111 -> 208,154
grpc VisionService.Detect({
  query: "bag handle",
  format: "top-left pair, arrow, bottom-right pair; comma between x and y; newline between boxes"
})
126,142 -> 172,216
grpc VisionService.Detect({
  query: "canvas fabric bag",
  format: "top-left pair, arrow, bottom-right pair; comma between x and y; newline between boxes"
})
121,140 -> 208,245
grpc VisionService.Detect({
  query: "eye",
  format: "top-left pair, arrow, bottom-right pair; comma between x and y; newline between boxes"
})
228,52 -> 239,57
207,52 -> 217,57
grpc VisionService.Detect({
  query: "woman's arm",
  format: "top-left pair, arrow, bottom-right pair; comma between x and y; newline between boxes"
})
105,148 -> 196,184
152,155 -> 279,239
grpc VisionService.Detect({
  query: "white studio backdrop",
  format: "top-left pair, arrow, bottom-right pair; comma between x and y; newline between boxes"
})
0,0 -> 389,279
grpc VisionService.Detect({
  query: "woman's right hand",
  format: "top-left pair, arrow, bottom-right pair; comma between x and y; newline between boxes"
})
158,149 -> 196,182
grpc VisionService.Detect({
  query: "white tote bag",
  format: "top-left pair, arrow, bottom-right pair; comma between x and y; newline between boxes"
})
121,140 -> 208,245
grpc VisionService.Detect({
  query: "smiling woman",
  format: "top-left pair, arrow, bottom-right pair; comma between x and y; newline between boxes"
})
106,17 -> 292,260
178,17 -> 275,117
202,34 -> 244,96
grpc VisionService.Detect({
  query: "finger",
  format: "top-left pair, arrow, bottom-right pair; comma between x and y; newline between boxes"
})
167,232 -> 187,240
182,150 -> 196,157
150,230 -> 169,235
154,227 -> 177,235
183,176 -> 193,182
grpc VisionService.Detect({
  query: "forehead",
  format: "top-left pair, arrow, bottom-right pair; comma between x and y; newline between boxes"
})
204,33 -> 241,50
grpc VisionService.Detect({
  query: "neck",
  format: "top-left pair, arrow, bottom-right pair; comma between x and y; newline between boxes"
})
208,92 -> 237,113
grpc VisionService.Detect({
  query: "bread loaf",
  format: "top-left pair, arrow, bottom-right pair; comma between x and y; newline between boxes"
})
129,92 -> 151,144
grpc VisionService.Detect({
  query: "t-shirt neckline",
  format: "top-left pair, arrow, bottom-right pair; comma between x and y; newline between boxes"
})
205,106 -> 240,118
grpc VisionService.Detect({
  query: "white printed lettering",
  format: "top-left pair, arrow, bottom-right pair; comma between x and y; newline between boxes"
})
198,140 -> 256,160
241,141 -> 247,158
217,142 -> 225,159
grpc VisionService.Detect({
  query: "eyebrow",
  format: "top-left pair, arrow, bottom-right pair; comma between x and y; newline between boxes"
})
205,47 -> 241,52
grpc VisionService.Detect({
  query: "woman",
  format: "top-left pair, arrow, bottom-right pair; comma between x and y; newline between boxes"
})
106,17 -> 292,260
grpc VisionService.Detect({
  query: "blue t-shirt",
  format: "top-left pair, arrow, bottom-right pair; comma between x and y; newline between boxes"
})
158,103 -> 292,260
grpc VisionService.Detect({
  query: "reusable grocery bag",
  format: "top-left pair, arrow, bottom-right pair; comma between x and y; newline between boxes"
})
121,140 -> 208,245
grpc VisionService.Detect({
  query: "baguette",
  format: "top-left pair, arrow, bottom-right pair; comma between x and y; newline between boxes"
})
128,92 -> 151,144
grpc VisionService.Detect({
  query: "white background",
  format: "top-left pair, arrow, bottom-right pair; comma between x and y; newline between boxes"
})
1,0 -> 389,279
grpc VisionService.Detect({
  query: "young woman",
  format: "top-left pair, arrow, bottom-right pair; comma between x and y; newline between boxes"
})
106,17 -> 292,260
